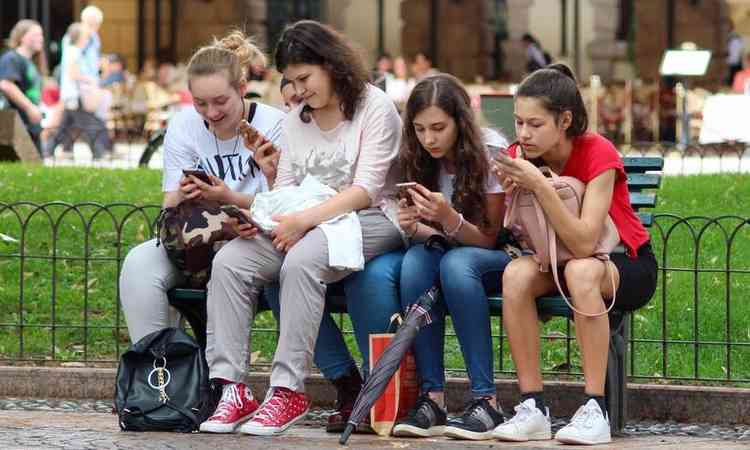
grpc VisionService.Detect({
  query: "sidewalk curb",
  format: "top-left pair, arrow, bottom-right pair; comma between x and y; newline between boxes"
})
1,366 -> 748,424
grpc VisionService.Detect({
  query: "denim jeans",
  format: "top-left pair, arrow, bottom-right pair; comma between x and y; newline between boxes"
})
400,244 -> 511,397
265,249 -> 405,381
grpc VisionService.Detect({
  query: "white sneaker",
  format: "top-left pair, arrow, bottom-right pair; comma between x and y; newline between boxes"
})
555,399 -> 612,445
492,398 -> 552,442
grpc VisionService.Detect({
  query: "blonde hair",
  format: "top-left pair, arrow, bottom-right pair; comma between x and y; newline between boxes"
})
81,5 -> 104,25
7,19 -> 48,76
187,30 -> 267,89
65,22 -> 84,46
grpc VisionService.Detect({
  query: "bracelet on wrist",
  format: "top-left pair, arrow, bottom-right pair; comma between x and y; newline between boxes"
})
444,213 -> 464,238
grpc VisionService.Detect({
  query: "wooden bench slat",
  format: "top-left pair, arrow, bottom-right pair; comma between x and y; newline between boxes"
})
622,156 -> 664,172
630,192 -> 657,209
626,173 -> 661,191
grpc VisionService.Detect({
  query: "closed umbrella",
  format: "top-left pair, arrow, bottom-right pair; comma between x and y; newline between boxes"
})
339,235 -> 450,445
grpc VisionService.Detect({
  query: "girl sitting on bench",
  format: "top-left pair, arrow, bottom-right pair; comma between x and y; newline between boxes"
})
492,64 -> 657,445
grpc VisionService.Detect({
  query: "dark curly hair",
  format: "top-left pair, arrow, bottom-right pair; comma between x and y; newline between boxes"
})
399,74 -> 491,228
274,20 -> 368,123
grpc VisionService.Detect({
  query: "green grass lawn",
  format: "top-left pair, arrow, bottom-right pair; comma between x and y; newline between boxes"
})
0,163 -> 748,385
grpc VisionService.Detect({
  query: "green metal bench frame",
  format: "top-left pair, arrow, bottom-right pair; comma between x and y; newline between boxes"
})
167,156 -> 663,434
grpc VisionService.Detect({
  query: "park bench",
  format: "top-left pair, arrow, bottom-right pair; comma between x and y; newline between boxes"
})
166,155 -> 663,433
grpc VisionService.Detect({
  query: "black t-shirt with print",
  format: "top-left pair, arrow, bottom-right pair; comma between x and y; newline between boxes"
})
0,49 -> 42,126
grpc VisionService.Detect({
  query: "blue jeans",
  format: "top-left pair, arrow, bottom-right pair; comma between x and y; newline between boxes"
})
400,244 -> 511,397
265,249 -> 405,380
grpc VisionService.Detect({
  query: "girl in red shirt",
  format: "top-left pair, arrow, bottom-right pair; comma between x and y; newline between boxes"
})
491,64 -> 657,445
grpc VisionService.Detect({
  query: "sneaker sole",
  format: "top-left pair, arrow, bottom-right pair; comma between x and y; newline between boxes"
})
444,426 -> 495,441
238,406 -> 310,436
199,412 -> 256,434
556,435 -> 611,445
492,430 -> 552,442
391,424 -> 445,438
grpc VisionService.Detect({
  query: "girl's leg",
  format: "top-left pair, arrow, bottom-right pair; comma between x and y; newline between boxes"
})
344,249 -> 405,377
399,244 -> 446,397
119,239 -> 183,343
206,235 -> 285,385
270,209 -> 402,392
501,256 -> 556,394
263,285 -> 356,381
440,247 -> 512,401
563,258 -> 620,397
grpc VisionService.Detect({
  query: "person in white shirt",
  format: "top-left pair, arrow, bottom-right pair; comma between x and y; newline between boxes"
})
119,32 -> 284,427
391,73 -> 512,440
205,20 -> 404,437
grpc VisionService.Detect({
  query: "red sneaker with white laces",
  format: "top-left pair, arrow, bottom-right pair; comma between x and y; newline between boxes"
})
239,387 -> 310,436
199,382 -> 259,433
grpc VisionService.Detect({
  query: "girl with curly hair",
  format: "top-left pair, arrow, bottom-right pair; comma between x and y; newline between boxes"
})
206,20 -> 404,436
392,73 -> 512,441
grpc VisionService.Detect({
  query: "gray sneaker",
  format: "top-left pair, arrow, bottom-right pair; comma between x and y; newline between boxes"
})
444,398 -> 504,440
392,395 -> 446,437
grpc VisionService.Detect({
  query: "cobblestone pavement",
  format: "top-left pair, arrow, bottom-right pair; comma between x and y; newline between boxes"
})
1,399 -> 749,449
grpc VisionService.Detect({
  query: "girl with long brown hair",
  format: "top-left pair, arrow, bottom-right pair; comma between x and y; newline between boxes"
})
392,73 -> 512,440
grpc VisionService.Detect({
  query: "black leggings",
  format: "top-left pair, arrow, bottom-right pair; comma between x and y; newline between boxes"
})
610,242 -> 658,311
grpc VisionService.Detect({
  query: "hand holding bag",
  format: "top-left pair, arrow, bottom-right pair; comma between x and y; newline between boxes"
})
504,166 -> 620,317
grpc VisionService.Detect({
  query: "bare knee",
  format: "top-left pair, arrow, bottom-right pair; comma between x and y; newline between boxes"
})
563,258 -> 605,295
502,258 -> 541,304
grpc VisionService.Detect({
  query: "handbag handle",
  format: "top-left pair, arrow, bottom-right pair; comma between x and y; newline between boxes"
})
543,194 -> 617,317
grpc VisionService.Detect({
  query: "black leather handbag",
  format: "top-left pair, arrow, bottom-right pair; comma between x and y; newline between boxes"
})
114,328 -> 220,432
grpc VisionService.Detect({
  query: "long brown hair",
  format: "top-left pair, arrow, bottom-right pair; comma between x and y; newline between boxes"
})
7,20 -> 48,76
273,20 -> 368,123
399,74 -> 490,228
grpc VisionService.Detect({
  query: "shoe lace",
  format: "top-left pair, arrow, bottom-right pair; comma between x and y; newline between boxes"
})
253,388 -> 291,422
404,395 -> 433,421
505,400 -> 536,425
568,403 -> 598,428
211,384 -> 243,419
461,398 -> 487,420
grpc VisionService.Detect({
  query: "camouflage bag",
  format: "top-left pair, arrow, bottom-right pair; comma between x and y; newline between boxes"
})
156,199 -> 246,288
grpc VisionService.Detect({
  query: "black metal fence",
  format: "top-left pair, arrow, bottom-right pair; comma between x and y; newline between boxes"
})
0,202 -> 749,384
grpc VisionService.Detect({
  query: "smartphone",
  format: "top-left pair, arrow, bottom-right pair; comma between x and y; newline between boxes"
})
221,205 -> 264,232
395,182 -> 418,206
240,120 -> 277,157
486,144 -> 510,162
182,169 -> 212,185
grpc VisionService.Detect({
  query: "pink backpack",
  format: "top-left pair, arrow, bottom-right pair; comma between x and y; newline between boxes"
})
503,168 -> 621,317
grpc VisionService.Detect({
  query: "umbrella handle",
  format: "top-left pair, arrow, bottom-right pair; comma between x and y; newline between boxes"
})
339,423 -> 355,445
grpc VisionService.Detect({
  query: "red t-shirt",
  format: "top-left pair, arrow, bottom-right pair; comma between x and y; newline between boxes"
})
509,133 -> 649,257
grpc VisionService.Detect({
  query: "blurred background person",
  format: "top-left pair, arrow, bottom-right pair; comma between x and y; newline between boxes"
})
411,52 -> 439,81
100,53 -> 127,87
385,56 -> 414,111
0,19 -> 47,154
45,22 -> 111,159
726,25 -> 745,86
732,53 -> 750,94
521,33 -> 551,74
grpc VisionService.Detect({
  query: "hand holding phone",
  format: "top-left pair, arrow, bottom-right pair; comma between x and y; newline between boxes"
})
396,182 -> 418,206
182,169 -> 212,185
221,205 -> 264,236
487,144 -> 510,163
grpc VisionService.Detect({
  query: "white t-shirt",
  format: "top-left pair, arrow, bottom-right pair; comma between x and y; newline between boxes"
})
438,128 -> 508,202
275,84 -> 402,209
162,102 -> 285,194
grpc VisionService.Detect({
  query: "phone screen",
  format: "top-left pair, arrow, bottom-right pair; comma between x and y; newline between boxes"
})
182,169 -> 211,185
486,144 -> 509,161
396,182 -> 417,206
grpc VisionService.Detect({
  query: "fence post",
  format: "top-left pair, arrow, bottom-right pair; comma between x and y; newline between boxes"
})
590,75 -> 600,134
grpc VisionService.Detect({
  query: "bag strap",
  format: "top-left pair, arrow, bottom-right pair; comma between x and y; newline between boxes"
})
546,205 -> 617,318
